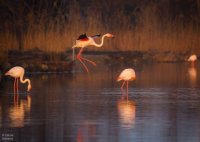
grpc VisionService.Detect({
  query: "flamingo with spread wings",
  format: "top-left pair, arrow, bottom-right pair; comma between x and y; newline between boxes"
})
72,33 -> 114,73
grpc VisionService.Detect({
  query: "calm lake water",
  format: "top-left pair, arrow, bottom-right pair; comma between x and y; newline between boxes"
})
0,61 -> 200,142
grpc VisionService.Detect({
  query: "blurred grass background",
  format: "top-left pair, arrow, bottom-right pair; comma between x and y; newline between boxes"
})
0,0 -> 199,54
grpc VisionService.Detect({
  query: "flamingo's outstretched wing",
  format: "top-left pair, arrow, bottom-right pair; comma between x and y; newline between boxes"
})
91,34 -> 101,39
77,33 -> 88,40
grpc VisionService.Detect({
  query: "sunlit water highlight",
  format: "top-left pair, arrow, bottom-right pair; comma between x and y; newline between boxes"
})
0,62 -> 200,142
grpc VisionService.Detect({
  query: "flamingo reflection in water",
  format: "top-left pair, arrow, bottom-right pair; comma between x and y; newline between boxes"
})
117,98 -> 136,129
72,33 -> 114,73
76,128 -> 84,142
76,121 -> 97,142
8,95 -> 32,127
188,66 -> 197,88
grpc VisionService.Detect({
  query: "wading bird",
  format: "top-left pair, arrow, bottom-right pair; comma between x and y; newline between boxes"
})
117,68 -> 136,97
188,54 -> 197,62
72,33 -> 114,73
188,54 -> 197,67
5,66 -> 31,94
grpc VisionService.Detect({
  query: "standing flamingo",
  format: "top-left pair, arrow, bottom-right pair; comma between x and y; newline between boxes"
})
117,68 -> 136,98
72,33 -> 114,73
5,66 -> 31,94
188,54 -> 197,62
188,54 -> 197,67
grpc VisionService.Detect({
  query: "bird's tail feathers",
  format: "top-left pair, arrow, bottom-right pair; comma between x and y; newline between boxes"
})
117,77 -> 122,82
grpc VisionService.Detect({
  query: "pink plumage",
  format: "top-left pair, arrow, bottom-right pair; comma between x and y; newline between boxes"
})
117,68 -> 136,96
5,66 -> 32,92
117,68 -> 136,82
188,54 -> 197,62
72,33 -> 114,73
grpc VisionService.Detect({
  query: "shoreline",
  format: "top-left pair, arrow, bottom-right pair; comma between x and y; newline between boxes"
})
0,49 -> 194,73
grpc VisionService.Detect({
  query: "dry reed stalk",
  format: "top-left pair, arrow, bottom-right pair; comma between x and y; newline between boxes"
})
0,0 -> 199,55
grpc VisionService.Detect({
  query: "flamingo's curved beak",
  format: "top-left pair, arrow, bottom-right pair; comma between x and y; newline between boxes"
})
27,85 -> 31,92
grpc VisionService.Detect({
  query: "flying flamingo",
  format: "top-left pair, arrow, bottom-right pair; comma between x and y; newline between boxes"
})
5,66 -> 31,94
117,68 -> 136,99
72,33 -> 114,72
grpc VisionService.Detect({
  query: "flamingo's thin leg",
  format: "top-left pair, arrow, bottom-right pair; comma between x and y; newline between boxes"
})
14,94 -> 16,105
78,57 -> 89,73
14,78 -> 16,95
16,78 -> 19,105
14,78 -> 17,105
16,78 -> 19,94
14,93 -> 17,105
126,81 -> 129,101
77,48 -> 89,73
80,56 -> 96,66
120,81 -> 126,99
121,81 -> 126,91
16,94 -> 19,105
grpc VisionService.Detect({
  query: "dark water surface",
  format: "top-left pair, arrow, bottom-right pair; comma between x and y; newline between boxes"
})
0,62 -> 200,142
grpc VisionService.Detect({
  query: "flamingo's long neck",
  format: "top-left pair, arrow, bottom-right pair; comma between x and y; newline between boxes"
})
20,71 -> 31,87
93,34 -> 107,47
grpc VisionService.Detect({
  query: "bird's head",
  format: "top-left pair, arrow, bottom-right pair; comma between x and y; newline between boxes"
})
27,84 -> 32,92
117,76 -> 122,82
105,33 -> 114,38
4,71 -> 9,76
